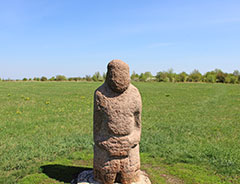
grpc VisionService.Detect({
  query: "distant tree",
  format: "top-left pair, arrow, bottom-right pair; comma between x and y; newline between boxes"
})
144,72 -> 154,81
29,78 -> 32,81
206,74 -> 216,83
176,72 -> 188,82
204,71 -> 216,83
225,74 -> 238,84
98,72 -> 103,81
55,75 -> 67,81
75,77 -> 81,81
68,77 -> 81,81
215,69 -> 226,83
23,78 -> 28,81
181,72 -> 188,82
188,69 -> 202,82
85,75 -> 92,81
131,71 -> 139,81
139,72 -> 154,82
92,75 -> 97,82
156,71 -> 169,82
233,70 -> 240,84
41,76 -> 48,81
166,69 -> 175,82
103,72 -> 106,80
49,76 -> 55,81
139,73 -> 147,82
92,72 -> 103,81
33,77 -> 40,81
233,70 -> 240,76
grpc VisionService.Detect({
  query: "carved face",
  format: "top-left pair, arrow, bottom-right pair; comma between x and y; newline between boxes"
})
106,60 -> 130,93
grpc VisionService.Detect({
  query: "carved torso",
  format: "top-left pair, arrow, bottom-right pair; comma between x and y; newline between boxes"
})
95,83 -> 141,135
94,83 -> 141,156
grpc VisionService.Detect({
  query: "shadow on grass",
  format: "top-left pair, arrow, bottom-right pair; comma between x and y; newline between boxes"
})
41,164 -> 92,183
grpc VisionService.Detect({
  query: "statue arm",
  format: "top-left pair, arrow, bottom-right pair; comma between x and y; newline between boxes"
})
129,90 -> 142,147
93,92 -> 103,144
128,110 -> 141,147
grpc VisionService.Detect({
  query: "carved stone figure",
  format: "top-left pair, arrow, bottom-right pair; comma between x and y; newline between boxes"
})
93,60 -> 143,184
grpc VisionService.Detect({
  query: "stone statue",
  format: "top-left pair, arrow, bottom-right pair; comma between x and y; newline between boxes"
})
72,60 -> 151,184
93,60 -> 146,184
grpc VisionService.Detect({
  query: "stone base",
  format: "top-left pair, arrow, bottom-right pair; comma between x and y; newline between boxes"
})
72,170 -> 151,184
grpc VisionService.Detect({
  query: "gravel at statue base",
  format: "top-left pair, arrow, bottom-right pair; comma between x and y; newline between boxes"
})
72,170 -> 151,184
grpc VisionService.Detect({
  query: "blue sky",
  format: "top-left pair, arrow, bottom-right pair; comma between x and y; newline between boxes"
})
0,0 -> 240,79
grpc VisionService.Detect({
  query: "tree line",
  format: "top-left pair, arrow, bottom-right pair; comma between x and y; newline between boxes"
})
132,69 -> 240,84
1,69 -> 240,84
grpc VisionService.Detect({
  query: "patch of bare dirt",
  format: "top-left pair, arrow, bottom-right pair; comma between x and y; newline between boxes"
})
161,174 -> 184,184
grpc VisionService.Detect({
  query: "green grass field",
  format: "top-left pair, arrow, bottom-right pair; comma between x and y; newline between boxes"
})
0,82 -> 239,184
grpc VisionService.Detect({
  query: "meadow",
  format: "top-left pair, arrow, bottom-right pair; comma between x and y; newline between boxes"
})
0,81 -> 239,184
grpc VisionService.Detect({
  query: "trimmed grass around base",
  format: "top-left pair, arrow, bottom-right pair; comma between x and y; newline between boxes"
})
0,82 -> 239,183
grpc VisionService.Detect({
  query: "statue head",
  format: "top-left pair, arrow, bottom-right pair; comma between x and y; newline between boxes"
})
106,60 -> 130,93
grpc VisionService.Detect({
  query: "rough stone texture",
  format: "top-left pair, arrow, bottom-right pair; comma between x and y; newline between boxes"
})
93,60 -> 148,184
105,60 -> 130,93
73,170 -> 151,184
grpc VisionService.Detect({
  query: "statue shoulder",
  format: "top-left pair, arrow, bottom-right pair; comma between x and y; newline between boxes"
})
128,84 -> 141,96
94,83 -> 107,97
